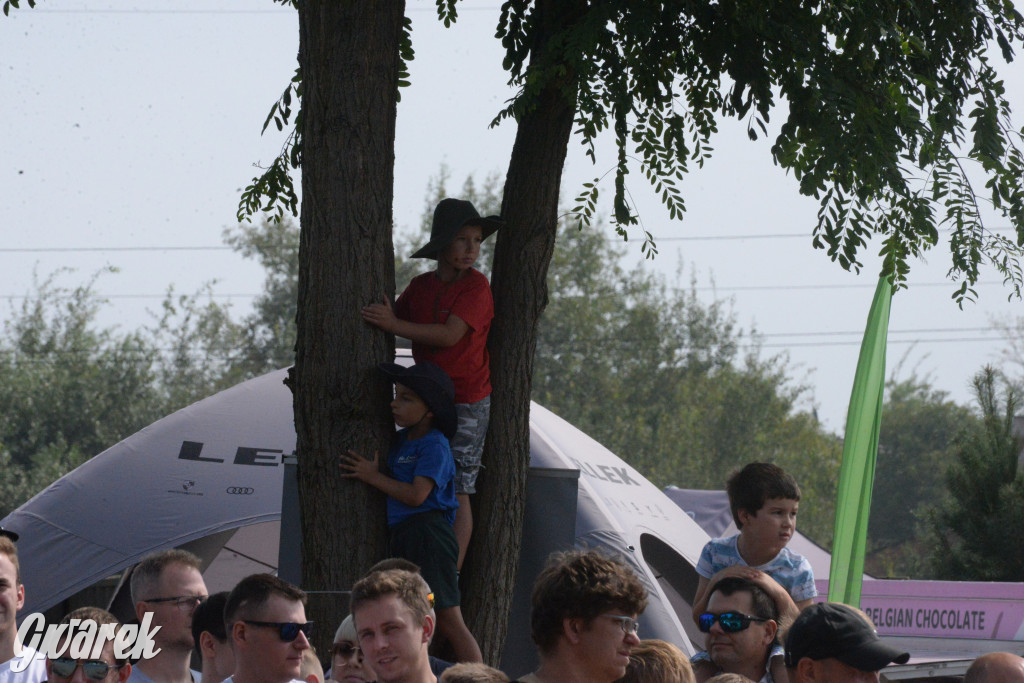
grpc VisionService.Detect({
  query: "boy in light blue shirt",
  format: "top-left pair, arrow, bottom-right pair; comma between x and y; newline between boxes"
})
691,462 -> 816,682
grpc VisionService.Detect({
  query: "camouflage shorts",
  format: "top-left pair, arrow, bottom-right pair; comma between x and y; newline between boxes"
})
451,396 -> 490,495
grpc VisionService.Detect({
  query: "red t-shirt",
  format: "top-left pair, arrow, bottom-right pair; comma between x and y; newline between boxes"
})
394,268 -> 494,403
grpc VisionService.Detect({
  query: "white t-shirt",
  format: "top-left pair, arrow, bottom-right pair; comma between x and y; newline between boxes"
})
126,666 -> 202,683
0,645 -> 48,683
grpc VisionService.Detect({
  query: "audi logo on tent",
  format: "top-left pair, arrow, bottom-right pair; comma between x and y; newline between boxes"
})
226,487 -> 255,495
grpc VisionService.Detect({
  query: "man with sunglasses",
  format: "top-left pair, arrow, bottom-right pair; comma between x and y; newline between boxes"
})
696,577 -> 779,683
47,607 -> 131,683
128,549 -> 209,683
223,573 -> 311,683
511,550 -> 647,683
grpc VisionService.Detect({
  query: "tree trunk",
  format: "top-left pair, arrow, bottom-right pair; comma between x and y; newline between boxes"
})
293,0 -> 405,656
461,0 -> 585,664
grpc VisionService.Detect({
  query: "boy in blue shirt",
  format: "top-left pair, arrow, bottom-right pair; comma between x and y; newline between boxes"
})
340,361 -> 482,664
691,462 -> 816,682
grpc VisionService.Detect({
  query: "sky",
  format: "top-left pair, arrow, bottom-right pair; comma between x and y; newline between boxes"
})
2,0 -> 1023,434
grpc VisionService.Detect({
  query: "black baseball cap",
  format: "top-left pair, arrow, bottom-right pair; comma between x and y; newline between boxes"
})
0,526 -> 18,542
784,602 -> 910,671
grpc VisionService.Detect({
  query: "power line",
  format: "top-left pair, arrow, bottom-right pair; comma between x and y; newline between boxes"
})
0,246 -> 232,253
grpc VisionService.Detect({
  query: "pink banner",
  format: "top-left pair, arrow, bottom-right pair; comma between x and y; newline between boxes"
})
814,579 -> 1024,640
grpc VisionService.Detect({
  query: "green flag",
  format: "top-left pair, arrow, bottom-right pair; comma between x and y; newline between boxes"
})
828,274 -> 893,605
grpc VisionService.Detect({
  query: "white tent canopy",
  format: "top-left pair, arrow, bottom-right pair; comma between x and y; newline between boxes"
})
3,361 -> 711,661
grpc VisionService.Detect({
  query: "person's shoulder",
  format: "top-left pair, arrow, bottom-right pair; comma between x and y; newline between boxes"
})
774,545 -> 810,567
414,429 -> 452,460
0,647 -> 47,683
461,268 -> 492,289
705,534 -> 741,551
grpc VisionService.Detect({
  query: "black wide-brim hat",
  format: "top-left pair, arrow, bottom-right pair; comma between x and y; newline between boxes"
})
378,361 -> 458,439
411,198 -> 504,260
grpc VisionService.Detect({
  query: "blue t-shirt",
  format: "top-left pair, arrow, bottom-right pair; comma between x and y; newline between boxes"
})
696,534 -> 818,602
386,428 -> 458,526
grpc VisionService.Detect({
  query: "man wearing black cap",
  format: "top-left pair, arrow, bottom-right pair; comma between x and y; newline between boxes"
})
784,602 -> 909,682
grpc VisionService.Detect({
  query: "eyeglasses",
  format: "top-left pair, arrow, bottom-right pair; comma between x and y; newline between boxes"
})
244,620 -> 314,642
50,658 -> 123,681
144,595 -> 207,612
603,614 -> 639,636
698,611 -> 770,633
331,642 -> 360,659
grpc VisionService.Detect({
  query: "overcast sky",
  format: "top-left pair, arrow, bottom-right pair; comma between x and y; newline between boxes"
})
2,1 -> 1023,434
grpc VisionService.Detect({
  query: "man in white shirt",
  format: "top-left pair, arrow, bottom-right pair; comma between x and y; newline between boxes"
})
127,549 -> 209,683
0,531 -> 46,683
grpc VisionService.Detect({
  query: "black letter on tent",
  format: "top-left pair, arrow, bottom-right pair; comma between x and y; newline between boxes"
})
177,441 -> 223,463
234,447 -> 282,466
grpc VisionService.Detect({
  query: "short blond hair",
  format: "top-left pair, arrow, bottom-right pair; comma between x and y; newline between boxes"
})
351,569 -> 431,624
439,662 -> 509,683
299,646 -> 323,683
706,674 -> 755,683
0,537 -> 20,584
619,639 -> 694,683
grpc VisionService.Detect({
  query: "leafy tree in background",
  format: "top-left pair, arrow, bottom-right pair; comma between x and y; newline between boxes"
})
0,271 -> 162,518
926,366 -> 1024,581
0,223 -> 301,519
865,372 -> 978,577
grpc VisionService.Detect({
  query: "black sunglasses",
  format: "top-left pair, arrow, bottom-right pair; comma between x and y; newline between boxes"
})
331,642 -> 360,659
50,658 -> 123,681
698,611 -> 769,633
244,620 -> 314,642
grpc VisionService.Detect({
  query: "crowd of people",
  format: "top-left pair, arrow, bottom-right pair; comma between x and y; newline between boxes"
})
2,536 -> 1021,683
1,199 -> 1022,683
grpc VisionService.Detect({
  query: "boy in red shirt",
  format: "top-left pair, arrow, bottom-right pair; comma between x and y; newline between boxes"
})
362,198 -> 502,570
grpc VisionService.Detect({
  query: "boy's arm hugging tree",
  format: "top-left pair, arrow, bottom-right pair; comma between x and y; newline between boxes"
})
340,449 -> 435,508
361,295 -> 470,348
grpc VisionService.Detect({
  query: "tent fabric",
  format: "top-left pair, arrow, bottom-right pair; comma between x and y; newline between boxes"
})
3,360 -> 711,656
4,369 -> 295,615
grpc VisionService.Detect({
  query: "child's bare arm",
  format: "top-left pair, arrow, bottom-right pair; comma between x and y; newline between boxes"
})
769,654 -> 790,683
361,296 -> 469,347
692,565 -> 761,622
746,571 -> 800,631
339,449 -> 435,507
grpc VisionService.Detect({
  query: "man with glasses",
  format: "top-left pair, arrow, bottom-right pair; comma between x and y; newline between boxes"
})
1,532 -> 47,683
223,574 -> 311,683
511,549 -> 647,683
129,550 -> 209,683
696,576 -> 779,683
46,607 -> 131,683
